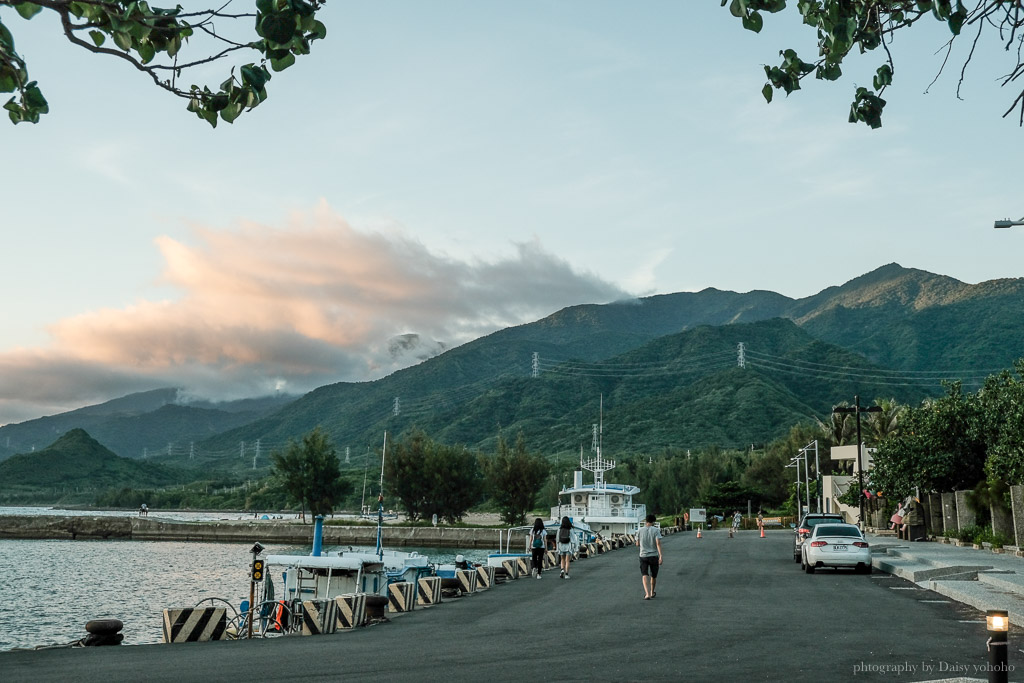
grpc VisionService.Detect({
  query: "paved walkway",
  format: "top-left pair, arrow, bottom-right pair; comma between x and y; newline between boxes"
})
2,530 -> 1008,682
870,534 -> 1024,626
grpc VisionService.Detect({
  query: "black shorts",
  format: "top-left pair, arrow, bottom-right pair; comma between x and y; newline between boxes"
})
639,555 -> 659,578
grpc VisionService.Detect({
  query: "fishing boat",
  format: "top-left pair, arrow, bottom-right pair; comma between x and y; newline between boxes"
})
551,398 -> 646,537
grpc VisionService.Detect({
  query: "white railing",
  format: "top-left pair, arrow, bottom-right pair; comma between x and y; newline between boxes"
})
551,503 -> 646,521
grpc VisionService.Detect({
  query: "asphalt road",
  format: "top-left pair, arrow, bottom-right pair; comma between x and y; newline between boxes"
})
1,530 -> 1009,682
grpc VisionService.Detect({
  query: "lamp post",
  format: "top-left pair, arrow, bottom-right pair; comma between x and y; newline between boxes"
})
800,440 -> 820,513
994,216 -> 1024,228
785,459 -> 801,517
986,609 -> 1009,683
832,396 -> 883,528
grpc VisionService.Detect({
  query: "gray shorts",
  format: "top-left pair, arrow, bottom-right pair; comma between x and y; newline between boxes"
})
556,542 -> 572,556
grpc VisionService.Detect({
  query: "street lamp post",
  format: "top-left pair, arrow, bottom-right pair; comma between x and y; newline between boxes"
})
994,216 -> 1024,228
800,440 -> 820,513
832,396 -> 883,528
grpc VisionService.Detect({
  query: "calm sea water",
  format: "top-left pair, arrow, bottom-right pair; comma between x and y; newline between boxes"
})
0,509 -> 490,652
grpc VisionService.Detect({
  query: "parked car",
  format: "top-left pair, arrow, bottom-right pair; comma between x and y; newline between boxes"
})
801,523 -> 872,574
793,512 -> 845,562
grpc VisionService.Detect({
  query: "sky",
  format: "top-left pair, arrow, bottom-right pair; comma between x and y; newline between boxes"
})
0,1 -> 1022,426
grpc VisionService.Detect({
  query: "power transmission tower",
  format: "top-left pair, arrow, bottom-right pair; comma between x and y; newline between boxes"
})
737,342 -> 746,369
240,441 -> 245,459
345,447 -> 350,464
189,442 -> 195,460
531,352 -> 539,378
393,397 -> 400,416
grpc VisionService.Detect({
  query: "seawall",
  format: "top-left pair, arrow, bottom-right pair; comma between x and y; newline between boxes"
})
0,515 -> 504,548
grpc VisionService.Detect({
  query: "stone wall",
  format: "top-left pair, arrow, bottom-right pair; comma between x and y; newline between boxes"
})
941,492 -> 957,534
954,490 -> 975,530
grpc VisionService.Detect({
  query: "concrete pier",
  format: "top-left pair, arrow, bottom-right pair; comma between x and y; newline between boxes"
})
0,515 -> 505,548
0,530 -> 998,683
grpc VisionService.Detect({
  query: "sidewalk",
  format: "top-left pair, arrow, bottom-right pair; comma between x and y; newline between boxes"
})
870,534 -> 1024,625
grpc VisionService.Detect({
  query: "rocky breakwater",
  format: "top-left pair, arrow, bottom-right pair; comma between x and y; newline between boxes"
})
0,515 -> 132,540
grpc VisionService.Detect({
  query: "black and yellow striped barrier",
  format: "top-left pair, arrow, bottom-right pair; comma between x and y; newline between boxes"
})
162,607 -> 228,643
333,593 -> 367,629
417,576 -> 443,606
501,559 -> 519,580
388,581 -> 416,613
544,550 -> 557,568
475,564 -> 495,590
300,599 -> 336,635
456,568 -> 477,594
516,557 -> 530,575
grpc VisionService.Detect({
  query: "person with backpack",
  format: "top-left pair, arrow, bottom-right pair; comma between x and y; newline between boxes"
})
528,518 -> 547,579
557,515 -> 573,579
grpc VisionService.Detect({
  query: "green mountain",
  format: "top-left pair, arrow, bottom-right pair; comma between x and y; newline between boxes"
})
195,318 -> 930,469
0,428 -> 193,495
2,263 -> 1019,475
0,389 -> 295,463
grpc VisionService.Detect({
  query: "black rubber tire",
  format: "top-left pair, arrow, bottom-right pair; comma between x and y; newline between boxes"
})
804,561 -> 814,574
85,618 -> 123,635
793,554 -> 800,563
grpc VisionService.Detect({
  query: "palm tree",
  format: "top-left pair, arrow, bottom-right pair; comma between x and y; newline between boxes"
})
816,403 -> 855,448
865,398 -> 905,446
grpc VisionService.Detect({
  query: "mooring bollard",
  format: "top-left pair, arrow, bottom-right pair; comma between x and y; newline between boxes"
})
83,618 -> 124,646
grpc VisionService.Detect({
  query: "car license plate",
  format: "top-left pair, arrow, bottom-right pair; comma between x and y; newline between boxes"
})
833,545 -> 847,551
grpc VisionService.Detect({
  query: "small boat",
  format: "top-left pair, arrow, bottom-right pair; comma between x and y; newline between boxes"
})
261,553 -> 388,601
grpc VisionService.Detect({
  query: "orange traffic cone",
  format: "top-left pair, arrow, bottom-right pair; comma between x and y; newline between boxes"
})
696,526 -> 702,539
760,526 -> 765,538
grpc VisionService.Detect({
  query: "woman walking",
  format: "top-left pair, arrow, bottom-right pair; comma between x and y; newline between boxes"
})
557,515 -> 573,579
529,518 -> 547,579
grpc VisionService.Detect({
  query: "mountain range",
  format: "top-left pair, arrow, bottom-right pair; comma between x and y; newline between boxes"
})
2,263 -> 1021,475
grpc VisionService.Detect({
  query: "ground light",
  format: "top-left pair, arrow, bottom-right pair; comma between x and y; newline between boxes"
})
985,609 -> 1009,683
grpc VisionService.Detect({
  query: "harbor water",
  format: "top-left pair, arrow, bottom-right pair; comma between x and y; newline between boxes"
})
0,508 -> 491,652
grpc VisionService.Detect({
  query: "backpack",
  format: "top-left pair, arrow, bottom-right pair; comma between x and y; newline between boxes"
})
558,526 -> 571,544
532,531 -> 544,548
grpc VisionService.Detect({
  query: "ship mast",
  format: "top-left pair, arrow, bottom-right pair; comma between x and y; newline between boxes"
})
581,394 -> 615,489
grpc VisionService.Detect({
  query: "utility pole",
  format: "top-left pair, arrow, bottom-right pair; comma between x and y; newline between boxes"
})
833,396 -> 882,528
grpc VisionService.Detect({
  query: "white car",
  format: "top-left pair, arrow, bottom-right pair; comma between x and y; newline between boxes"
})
801,523 -> 871,574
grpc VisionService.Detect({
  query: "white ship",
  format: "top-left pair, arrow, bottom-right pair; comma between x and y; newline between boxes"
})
550,399 -> 646,537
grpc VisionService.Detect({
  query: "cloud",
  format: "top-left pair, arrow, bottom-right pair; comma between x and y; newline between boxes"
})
0,204 -> 628,425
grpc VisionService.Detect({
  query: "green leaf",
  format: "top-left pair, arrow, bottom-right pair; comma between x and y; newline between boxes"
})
220,102 -> 242,123
88,30 -> 106,47
816,62 -> 842,81
948,8 -> 967,35
23,81 -> 47,111
270,52 -> 295,71
729,0 -> 747,19
14,3 -> 44,20
310,20 -> 326,40
742,11 -> 763,33
138,41 -> 155,64
112,31 -> 132,51
761,83 -> 773,103
240,64 -> 267,90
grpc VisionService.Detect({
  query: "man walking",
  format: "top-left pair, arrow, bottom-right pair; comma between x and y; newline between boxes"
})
638,513 -> 663,600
